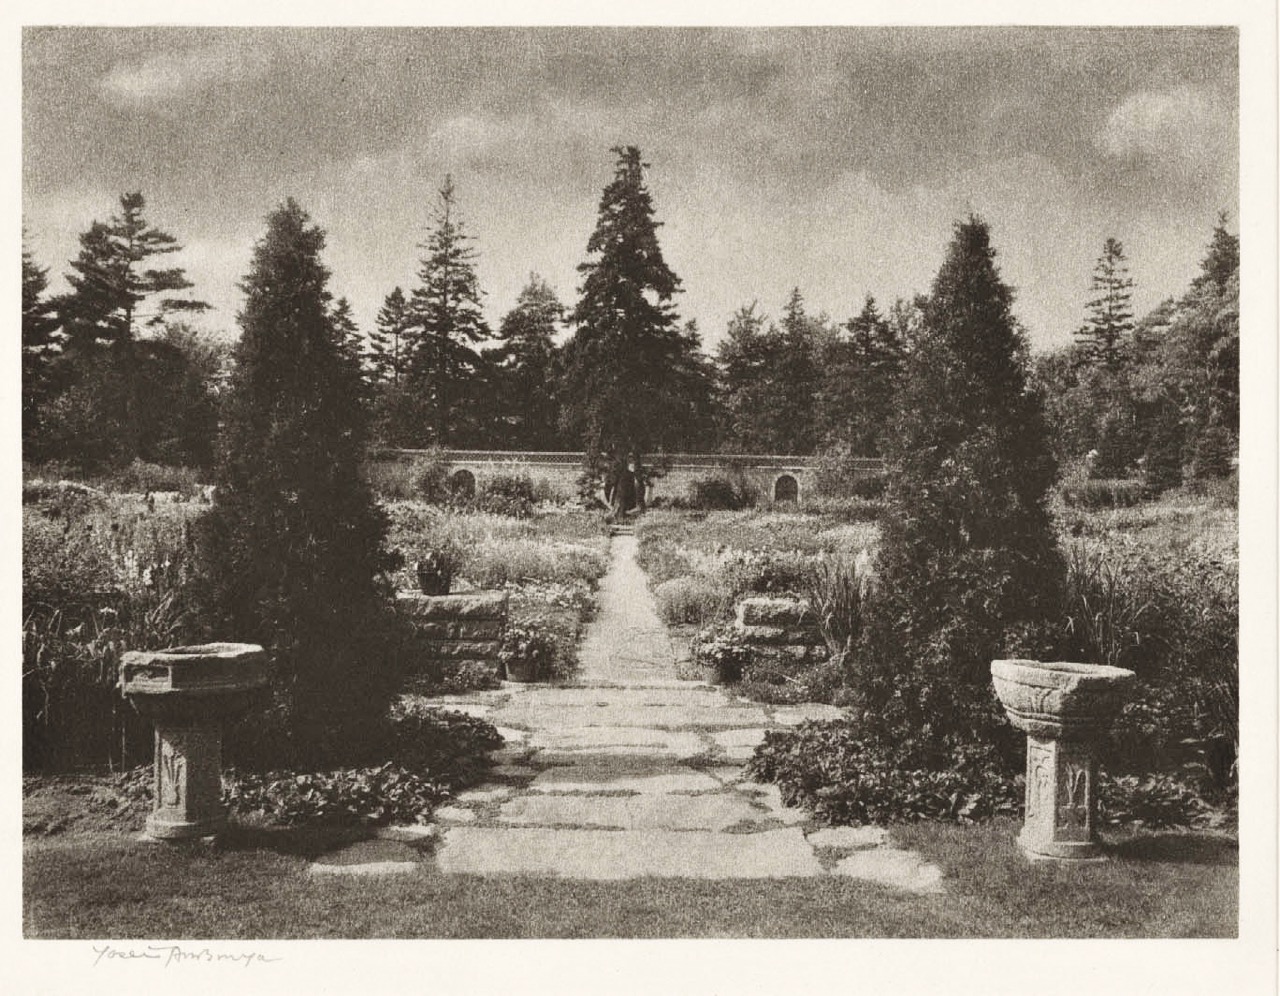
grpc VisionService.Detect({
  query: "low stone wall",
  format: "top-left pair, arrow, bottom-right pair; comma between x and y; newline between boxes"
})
734,597 -> 828,673
396,590 -> 509,685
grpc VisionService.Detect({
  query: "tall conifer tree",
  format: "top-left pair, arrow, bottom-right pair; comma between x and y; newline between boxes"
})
404,176 -> 491,446
201,199 -> 393,765
861,217 -> 1061,757
560,146 -> 713,465
1075,237 -> 1135,371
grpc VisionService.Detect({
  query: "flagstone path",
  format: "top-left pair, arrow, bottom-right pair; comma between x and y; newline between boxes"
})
312,529 -> 944,893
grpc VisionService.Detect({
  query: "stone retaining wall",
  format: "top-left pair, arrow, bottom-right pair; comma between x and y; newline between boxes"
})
396,591 -> 509,685
734,597 -> 827,673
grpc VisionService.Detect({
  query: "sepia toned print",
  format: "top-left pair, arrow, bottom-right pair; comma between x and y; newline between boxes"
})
21,24 -> 1243,960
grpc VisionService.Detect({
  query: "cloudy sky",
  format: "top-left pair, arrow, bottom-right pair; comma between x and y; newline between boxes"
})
22,26 -> 1238,353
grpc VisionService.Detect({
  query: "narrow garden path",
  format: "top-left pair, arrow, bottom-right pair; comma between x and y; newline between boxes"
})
320,529 -> 944,890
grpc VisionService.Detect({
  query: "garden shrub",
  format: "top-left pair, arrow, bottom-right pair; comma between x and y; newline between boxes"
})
22,502 -> 203,771
226,705 -> 502,827
196,201 -> 399,768
106,459 -> 205,497
474,471 -> 537,518
690,623 -> 752,683
226,764 -> 451,827
1060,541 -> 1238,792
687,472 -> 758,510
653,575 -> 729,627
715,549 -> 818,598
496,620 -> 574,681
1097,772 -> 1219,830
747,719 -> 1020,825
1061,478 -> 1154,509
854,217 -> 1064,767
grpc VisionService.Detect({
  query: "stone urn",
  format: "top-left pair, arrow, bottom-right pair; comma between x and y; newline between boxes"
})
991,659 -> 1136,861
119,643 -> 268,841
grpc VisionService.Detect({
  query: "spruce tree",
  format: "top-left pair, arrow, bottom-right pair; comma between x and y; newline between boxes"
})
560,146 -> 712,464
370,286 -> 411,387
492,275 -> 564,449
200,199 -> 394,766
860,217 -> 1062,760
1075,237 -> 1135,371
404,176 -> 491,446
715,303 -> 771,452
770,288 -> 822,454
817,295 -> 905,457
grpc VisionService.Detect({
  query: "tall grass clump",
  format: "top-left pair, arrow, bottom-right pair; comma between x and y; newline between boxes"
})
22,500 -> 204,771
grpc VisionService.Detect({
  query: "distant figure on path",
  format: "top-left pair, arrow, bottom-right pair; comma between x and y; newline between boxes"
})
605,451 -> 646,521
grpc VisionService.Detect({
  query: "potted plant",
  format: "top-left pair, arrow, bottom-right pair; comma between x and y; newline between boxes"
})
497,622 -> 560,683
691,623 -> 751,685
414,541 -> 463,595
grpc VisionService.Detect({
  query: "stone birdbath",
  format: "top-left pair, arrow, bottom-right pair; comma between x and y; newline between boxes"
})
990,659 -> 1136,862
119,643 -> 268,841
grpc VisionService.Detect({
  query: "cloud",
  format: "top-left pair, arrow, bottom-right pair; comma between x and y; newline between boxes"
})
97,40 -> 273,108
1099,86 -> 1230,171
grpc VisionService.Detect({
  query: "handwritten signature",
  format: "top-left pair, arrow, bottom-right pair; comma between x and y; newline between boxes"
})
93,944 -> 281,968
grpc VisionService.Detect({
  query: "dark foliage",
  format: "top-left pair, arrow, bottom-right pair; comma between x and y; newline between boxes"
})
748,720 -> 1020,825
856,217 -> 1063,759
197,199 -> 397,768
560,146 -> 717,461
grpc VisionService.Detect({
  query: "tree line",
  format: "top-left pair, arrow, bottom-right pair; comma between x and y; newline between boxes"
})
22,146 -> 1239,493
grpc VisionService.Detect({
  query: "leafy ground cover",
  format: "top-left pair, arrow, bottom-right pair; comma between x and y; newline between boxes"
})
22,819 -> 1235,938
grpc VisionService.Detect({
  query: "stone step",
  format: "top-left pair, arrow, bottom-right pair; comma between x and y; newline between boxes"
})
435,826 -> 825,879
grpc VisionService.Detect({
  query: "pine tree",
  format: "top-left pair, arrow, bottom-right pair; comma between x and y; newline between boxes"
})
860,217 -> 1062,760
403,176 -> 492,446
199,199 -> 394,766
492,275 -> 564,449
560,146 -> 712,466
51,193 -> 208,466
1075,237 -> 1135,371
58,192 -> 208,351
22,241 -> 60,458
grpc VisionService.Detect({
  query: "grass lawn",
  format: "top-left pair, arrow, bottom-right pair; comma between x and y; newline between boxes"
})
23,819 -> 1235,939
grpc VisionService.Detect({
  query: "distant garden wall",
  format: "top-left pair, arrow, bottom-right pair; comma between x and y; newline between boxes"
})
369,449 -> 884,504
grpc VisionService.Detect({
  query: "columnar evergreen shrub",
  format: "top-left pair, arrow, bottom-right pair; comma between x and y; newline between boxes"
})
855,217 -> 1063,761
197,200 -> 397,767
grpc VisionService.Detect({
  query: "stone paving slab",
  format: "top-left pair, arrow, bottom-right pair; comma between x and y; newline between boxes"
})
714,728 -> 769,748
528,727 -> 706,756
833,849 -> 946,894
512,687 -> 726,708
528,766 -> 723,794
493,703 -> 770,730
496,793 -> 770,831
436,827 -> 825,879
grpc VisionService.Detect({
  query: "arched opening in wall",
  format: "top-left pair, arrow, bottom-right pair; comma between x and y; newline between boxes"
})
773,474 -> 799,504
448,469 -> 476,499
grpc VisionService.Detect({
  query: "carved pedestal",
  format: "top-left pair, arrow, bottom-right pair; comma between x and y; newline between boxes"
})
1020,735 -> 1101,861
119,643 -> 267,843
149,725 -> 227,840
991,659 -> 1135,863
